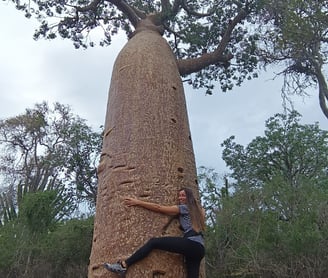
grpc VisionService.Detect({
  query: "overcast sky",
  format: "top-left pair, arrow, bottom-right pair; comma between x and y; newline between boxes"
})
1,3 -> 328,175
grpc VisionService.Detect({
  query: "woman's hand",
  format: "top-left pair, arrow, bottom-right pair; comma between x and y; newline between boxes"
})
123,197 -> 179,215
123,197 -> 140,207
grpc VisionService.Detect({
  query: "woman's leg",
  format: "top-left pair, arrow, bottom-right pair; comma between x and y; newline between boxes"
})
125,237 -> 198,267
185,259 -> 201,278
185,241 -> 205,278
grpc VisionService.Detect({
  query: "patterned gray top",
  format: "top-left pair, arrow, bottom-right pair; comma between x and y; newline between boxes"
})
178,204 -> 204,246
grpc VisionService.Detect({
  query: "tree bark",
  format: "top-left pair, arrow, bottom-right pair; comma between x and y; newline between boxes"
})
88,28 -> 203,277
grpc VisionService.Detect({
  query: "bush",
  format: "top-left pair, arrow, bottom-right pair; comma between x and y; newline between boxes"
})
0,216 -> 94,278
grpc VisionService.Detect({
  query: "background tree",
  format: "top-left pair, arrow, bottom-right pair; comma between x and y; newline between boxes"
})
197,167 -> 231,277
255,0 -> 328,118
6,0 -> 328,277
12,191 -> 68,277
222,110 -> 328,196
198,166 -> 229,227
0,102 -> 102,225
202,111 -> 328,277
0,103 -> 99,278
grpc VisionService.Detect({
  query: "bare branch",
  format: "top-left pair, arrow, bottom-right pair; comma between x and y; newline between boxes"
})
312,61 -> 328,119
319,89 -> 328,119
177,9 -> 247,76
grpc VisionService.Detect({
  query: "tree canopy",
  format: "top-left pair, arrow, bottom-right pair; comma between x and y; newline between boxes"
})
222,110 -> 328,194
9,0 -> 328,118
256,0 -> 328,118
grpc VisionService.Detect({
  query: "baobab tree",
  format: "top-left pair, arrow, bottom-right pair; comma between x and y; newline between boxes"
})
7,0 -> 328,277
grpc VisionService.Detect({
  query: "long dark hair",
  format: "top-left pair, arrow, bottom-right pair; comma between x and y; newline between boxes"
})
180,187 -> 205,232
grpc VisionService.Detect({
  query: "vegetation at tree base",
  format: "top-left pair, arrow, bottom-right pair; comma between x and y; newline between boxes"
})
199,111 -> 328,278
0,207 -> 94,278
0,103 -> 100,277
1,107 -> 327,277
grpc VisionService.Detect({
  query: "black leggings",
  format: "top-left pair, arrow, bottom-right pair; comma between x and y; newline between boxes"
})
125,237 -> 205,278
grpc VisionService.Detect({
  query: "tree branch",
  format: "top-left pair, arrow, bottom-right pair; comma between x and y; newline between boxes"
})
181,0 -> 214,17
177,9 -> 247,76
159,0 -> 182,22
172,0 -> 182,15
107,0 -> 141,27
74,0 -> 103,12
312,61 -> 328,119
161,0 -> 172,13
130,5 -> 147,20
74,0 -> 141,28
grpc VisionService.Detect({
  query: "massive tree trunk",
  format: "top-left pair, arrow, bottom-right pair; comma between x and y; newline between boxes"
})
88,26 -> 202,278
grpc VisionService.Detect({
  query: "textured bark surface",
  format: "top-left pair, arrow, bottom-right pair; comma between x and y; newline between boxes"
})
88,29 -> 202,278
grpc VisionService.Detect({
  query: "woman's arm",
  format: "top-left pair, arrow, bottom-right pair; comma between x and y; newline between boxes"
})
124,197 -> 179,216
